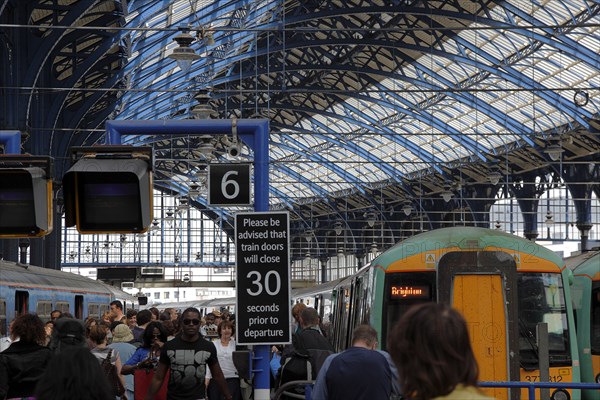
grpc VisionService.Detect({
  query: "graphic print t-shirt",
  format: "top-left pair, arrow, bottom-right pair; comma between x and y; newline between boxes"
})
159,335 -> 217,400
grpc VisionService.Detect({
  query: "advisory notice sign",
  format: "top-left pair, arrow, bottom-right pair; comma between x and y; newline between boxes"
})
235,211 -> 291,345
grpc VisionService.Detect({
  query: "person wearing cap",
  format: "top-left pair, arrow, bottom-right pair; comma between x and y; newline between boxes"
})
110,323 -> 137,400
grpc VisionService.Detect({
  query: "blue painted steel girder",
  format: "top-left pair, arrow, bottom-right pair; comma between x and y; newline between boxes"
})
271,135 -> 367,195
266,103 -> 444,172
131,60 -> 523,158
283,3 -> 600,71
271,121 -> 404,181
123,39 -> 538,150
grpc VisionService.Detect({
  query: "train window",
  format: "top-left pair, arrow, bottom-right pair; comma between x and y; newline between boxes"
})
517,273 -> 571,368
55,301 -> 70,313
88,304 -> 100,319
36,301 -> 52,322
0,300 -> 6,336
382,272 -> 436,350
591,287 -> 600,355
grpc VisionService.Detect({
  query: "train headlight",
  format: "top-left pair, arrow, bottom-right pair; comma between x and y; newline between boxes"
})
550,389 -> 570,400
596,372 -> 600,384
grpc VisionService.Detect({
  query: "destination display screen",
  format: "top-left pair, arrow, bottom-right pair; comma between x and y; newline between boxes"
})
390,285 -> 431,300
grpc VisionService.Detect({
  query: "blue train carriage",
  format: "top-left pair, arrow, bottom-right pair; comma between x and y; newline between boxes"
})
367,226 -> 581,400
0,259 -> 113,335
567,249 -> 600,400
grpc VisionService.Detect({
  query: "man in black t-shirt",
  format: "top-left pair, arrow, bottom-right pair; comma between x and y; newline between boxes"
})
144,308 -> 232,400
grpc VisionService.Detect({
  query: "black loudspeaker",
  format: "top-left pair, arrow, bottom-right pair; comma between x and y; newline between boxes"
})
63,147 -> 153,234
0,156 -> 53,238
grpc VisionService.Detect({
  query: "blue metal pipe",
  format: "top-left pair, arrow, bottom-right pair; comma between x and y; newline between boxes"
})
0,131 -> 21,154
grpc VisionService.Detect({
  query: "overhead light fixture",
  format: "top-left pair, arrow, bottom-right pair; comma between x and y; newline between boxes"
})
441,185 -> 453,203
177,197 -> 190,212
401,201 -> 413,216
198,135 -> 216,155
366,211 -> 377,227
189,182 -> 200,196
168,28 -> 200,73
488,169 -> 502,185
370,242 -> 378,254
305,229 -> 314,242
545,210 -> 554,226
165,209 -> 175,227
191,90 -> 215,119
334,221 -> 343,235
195,163 -> 208,183
544,143 -> 564,161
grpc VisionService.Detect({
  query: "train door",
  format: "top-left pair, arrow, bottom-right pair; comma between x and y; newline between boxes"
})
438,251 -> 519,399
74,295 -> 84,319
15,290 -> 29,316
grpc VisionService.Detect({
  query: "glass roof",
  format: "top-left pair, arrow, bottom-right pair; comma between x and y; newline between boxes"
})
112,0 -> 599,210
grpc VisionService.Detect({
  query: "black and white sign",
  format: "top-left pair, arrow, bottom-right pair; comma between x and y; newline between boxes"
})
235,211 -> 291,345
208,163 -> 251,206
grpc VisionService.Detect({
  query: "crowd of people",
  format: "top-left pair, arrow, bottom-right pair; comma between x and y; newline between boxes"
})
0,299 -> 492,400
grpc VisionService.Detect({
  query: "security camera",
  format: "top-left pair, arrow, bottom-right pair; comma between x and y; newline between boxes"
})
227,142 -> 241,157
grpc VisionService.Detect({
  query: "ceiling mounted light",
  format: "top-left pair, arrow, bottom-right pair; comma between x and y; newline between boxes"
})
544,143 -> 564,161
191,90 -> 215,119
488,169 -> 502,185
401,201 -> 413,216
198,135 -> 216,155
168,28 -> 200,73
165,209 -> 175,227
334,221 -> 343,235
189,181 -> 201,196
370,242 -> 378,254
177,197 -> 190,212
441,185 -> 453,203
545,210 -> 554,226
366,211 -> 377,227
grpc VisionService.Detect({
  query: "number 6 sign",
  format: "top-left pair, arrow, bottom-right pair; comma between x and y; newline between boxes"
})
208,163 -> 251,206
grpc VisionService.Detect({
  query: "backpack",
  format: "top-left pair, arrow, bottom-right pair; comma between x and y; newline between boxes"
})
101,348 -> 126,397
280,348 -> 333,378
277,348 -> 333,399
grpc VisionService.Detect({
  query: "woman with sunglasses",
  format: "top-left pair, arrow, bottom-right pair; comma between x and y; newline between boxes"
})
143,307 -> 233,400
121,321 -> 167,375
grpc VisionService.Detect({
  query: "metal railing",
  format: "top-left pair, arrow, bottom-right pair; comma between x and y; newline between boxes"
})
479,381 -> 600,400
273,380 -> 600,400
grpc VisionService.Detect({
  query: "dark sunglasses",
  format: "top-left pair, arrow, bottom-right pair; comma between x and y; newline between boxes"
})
183,318 -> 200,326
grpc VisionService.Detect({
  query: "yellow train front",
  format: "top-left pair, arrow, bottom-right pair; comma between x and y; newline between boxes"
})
369,226 -> 580,400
